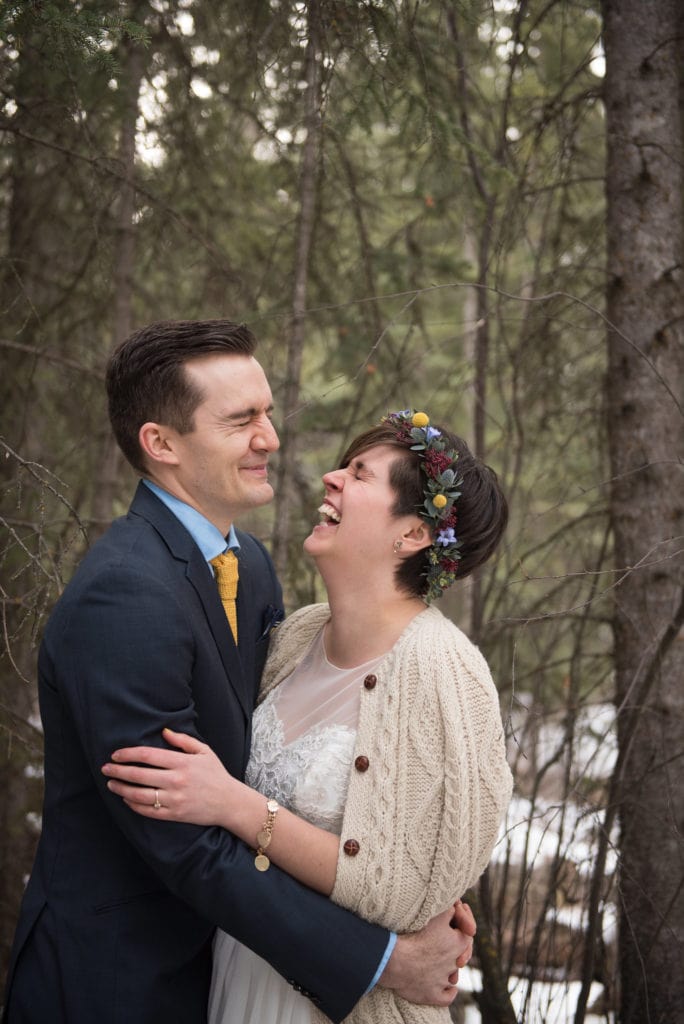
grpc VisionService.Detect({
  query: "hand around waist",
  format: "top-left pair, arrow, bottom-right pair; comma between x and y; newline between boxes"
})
379,900 -> 475,1006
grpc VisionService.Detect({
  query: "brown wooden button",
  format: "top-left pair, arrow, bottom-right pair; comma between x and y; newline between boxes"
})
354,755 -> 369,772
343,839 -> 360,856
363,674 -> 377,690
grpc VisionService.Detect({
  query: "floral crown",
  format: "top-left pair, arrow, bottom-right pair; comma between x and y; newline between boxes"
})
381,409 -> 462,602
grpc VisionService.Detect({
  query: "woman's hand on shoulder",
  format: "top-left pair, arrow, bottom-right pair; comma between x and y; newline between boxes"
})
101,727 -> 238,828
102,724 -> 341,896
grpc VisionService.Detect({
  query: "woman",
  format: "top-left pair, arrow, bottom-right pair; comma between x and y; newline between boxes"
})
103,410 -> 513,1024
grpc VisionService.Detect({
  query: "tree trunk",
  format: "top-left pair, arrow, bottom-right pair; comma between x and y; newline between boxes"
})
0,15 -> 67,980
602,2 -> 684,1021
469,881 -> 517,1024
90,4 -> 148,537
272,0 -> 323,583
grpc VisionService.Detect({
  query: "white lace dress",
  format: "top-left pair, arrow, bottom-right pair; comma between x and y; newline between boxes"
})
208,630 -> 383,1024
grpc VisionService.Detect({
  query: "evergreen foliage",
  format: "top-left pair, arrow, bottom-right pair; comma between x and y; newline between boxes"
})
1,2 -> 680,1019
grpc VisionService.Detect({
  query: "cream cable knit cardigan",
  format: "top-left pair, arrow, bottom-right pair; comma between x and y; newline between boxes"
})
260,603 -> 512,1024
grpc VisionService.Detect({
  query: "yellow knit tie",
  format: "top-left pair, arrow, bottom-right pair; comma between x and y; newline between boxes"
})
210,551 -> 239,643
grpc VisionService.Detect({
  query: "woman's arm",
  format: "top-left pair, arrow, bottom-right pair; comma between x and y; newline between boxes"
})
103,731 -> 477,979
102,728 -> 339,895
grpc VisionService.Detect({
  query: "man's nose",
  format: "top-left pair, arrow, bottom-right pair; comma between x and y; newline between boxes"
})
253,417 -> 280,451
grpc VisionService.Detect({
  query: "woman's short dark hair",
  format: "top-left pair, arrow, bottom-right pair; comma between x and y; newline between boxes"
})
106,319 -> 257,474
341,422 -> 508,599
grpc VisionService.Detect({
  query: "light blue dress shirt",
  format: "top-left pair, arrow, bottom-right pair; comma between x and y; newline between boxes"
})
143,479 -> 238,562
142,479 -> 395,991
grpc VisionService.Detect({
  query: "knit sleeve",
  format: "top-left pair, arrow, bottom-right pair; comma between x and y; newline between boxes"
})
330,609 -> 512,934
415,629 -> 512,927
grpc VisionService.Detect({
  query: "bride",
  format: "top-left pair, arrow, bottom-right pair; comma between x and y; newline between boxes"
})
103,411 -> 512,1023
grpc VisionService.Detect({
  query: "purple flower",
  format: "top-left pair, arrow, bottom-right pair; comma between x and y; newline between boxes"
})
436,527 -> 457,547
425,426 -> 441,442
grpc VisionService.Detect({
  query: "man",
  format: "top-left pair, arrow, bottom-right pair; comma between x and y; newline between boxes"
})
4,320 -> 472,1024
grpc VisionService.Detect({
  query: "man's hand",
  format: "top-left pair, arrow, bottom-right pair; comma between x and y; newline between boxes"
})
452,900 -> 476,967
379,900 -> 476,1006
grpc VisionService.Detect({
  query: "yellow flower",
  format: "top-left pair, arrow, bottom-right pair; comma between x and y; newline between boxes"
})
433,494 -> 447,509
412,411 -> 429,427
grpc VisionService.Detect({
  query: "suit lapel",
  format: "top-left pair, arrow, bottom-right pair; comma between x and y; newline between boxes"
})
130,483 -> 253,720
186,547 -> 253,719
234,539 -> 257,696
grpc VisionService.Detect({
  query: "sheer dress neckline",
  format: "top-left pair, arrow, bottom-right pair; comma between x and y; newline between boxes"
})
245,628 -> 385,835
271,627 -> 384,745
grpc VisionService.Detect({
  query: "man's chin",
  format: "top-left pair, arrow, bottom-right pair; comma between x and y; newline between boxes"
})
250,482 -> 274,506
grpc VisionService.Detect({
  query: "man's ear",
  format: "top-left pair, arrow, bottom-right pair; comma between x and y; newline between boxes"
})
138,422 -> 180,467
399,519 -> 433,555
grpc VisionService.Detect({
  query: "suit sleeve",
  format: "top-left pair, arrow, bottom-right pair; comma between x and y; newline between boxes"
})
48,561 -> 389,1023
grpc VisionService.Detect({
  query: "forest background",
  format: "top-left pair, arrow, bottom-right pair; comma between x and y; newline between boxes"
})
1,2 -> 682,1022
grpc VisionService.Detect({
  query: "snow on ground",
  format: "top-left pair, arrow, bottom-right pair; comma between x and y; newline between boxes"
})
460,700 -> 620,1020
459,966 -> 610,1023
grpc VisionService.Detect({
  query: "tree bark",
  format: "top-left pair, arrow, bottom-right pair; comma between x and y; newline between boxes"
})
90,3 -> 148,537
602,2 -> 684,1021
447,11 -> 516,1023
0,15 -> 67,981
271,0 -> 323,583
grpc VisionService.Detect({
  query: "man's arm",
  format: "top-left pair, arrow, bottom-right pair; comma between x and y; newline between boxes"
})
55,563 -> 388,1023
103,725 -> 477,1007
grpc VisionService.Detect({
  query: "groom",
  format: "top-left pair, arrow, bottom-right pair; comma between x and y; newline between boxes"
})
3,319 -> 473,1024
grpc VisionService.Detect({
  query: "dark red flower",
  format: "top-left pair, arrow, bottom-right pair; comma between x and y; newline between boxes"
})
423,449 -> 453,478
389,418 -> 413,444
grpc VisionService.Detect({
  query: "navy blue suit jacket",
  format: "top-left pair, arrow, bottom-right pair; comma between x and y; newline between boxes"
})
4,483 -> 388,1024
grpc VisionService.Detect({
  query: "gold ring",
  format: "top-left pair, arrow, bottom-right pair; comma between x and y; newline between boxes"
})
153,790 -> 161,810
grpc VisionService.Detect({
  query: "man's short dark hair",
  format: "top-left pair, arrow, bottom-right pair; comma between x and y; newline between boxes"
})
106,319 -> 257,474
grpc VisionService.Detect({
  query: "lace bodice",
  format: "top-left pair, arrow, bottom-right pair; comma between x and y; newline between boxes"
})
247,697 -> 356,833
246,629 -> 383,835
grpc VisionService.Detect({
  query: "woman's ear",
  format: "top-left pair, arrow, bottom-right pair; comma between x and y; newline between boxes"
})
399,519 -> 433,555
138,422 -> 180,467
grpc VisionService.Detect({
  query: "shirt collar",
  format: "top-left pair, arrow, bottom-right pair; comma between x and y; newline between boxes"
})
143,479 -> 239,562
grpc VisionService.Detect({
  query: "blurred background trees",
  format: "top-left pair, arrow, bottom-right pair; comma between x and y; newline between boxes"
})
1,1 -> 682,1020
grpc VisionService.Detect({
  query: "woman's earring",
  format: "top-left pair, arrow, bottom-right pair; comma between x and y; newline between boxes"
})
393,539 -> 403,554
